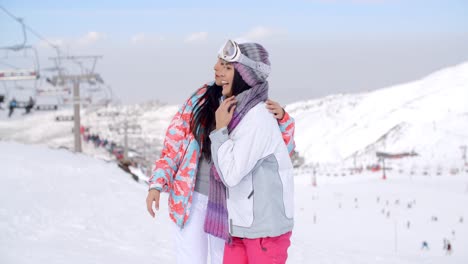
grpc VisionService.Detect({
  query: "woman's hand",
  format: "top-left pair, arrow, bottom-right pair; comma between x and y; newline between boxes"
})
146,189 -> 161,218
266,99 -> 285,120
215,96 -> 237,130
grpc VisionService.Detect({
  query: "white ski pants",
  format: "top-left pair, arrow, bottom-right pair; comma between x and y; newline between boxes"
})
173,191 -> 225,264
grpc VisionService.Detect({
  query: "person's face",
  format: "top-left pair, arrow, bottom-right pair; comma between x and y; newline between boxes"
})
213,58 -> 226,86
220,62 -> 235,97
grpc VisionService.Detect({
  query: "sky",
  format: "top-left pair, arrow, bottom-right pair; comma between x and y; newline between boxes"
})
1,0 -> 468,105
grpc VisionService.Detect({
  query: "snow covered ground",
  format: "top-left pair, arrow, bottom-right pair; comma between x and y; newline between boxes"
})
287,61 -> 468,167
1,141 -> 467,263
2,62 -> 467,173
0,102 -> 177,158
0,142 -> 175,263
1,61 -> 467,263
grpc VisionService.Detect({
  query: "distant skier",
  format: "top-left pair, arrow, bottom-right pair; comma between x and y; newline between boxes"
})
0,94 -> 4,109
421,241 -> 429,250
446,241 -> 452,255
8,98 -> 17,118
24,96 -> 35,114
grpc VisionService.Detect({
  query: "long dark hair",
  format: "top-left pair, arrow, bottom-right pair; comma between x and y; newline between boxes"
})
190,84 -> 221,161
231,68 -> 251,97
191,68 -> 251,161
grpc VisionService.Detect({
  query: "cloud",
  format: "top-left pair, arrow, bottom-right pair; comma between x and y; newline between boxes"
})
78,31 -> 105,46
131,33 -> 147,44
38,38 -> 65,48
184,32 -> 208,43
242,26 -> 285,40
130,33 -> 165,45
36,32 -> 103,50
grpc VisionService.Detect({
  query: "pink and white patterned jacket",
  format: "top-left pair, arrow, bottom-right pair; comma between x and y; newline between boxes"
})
149,84 -> 295,228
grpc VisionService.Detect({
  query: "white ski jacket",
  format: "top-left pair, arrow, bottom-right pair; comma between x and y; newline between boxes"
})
210,102 -> 294,238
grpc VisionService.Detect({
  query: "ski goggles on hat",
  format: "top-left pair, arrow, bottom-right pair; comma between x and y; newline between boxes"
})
218,39 -> 271,76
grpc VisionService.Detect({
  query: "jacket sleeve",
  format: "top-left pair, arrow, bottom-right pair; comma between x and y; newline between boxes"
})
278,111 -> 296,157
210,108 -> 276,187
148,101 -> 189,192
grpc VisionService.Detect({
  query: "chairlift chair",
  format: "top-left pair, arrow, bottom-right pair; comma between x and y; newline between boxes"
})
0,46 -> 41,102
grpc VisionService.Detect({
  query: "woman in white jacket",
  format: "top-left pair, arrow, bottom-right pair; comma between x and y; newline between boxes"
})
210,40 -> 294,264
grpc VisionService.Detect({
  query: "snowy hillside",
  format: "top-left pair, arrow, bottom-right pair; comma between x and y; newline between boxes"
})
1,60 -> 468,262
287,62 -> 468,169
1,142 -> 467,263
0,101 -> 178,163
0,142 -> 175,263
1,62 -> 467,174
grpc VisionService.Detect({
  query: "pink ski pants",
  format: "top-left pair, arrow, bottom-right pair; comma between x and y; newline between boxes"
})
223,231 -> 292,264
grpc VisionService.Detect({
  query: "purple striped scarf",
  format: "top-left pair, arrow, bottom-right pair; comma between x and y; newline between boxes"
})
204,81 -> 268,241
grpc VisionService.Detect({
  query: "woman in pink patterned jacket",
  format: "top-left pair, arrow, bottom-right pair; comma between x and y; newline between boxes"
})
146,52 -> 295,264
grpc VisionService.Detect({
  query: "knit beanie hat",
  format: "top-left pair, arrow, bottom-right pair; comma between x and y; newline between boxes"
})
233,43 -> 271,87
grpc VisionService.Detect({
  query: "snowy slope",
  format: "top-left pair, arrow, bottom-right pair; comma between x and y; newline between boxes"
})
0,142 -> 176,263
287,62 -> 468,167
2,63 -> 467,172
0,101 -> 178,163
1,142 -> 468,263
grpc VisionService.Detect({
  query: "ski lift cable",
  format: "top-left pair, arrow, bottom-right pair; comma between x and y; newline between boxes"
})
0,60 -> 21,69
0,6 -> 26,49
0,5 -> 64,94
0,5 -> 61,55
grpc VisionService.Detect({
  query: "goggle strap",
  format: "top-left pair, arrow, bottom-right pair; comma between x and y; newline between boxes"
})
237,54 -> 271,76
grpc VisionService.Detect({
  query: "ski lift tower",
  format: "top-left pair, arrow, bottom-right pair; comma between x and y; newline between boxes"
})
109,120 -> 142,161
48,55 -> 103,153
461,145 -> 467,167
